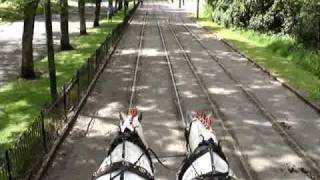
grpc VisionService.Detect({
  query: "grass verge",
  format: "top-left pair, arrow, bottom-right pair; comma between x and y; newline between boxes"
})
197,16 -> 320,101
0,5 -> 132,147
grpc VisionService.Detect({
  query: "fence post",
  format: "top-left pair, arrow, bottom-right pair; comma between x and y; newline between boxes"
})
5,151 -> 12,180
40,110 -> 48,153
87,59 -> 90,84
196,0 -> 200,19
95,50 -> 99,71
77,70 -> 80,103
63,85 -> 67,120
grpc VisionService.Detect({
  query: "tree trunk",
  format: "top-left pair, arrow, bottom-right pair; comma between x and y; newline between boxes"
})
93,0 -> 102,27
118,0 -> 123,10
44,0 -> 58,101
60,0 -> 73,50
78,0 -> 87,35
21,0 -> 39,79
115,0 -> 118,13
108,0 -> 113,18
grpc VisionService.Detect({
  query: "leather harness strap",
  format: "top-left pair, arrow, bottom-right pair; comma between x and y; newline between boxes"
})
93,160 -> 154,180
93,129 -> 154,180
179,120 -> 230,180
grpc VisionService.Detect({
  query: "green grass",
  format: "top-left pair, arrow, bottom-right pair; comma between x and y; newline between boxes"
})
0,0 -> 60,23
197,16 -> 320,101
0,6 -> 133,147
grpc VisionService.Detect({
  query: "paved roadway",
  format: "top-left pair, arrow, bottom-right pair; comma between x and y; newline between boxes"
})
0,1 -> 108,85
43,1 -> 320,180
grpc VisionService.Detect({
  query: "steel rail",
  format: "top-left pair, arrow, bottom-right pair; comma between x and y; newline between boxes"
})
156,12 -> 186,126
129,11 -> 148,109
164,15 -> 256,180
178,16 -> 320,177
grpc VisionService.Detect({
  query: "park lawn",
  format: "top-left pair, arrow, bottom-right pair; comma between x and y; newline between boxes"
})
0,6 -> 132,147
0,0 -> 61,24
197,17 -> 320,101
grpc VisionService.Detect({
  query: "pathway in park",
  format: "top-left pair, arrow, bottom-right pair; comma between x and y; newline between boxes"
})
0,2 -> 109,85
43,1 -> 320,180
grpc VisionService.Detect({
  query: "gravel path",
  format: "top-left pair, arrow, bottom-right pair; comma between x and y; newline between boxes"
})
43,1 -> 320,180
0,2 -> 109,85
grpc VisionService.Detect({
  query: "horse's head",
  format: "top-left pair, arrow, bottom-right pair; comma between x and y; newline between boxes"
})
186,111 -> 217,152
189,111 -> 213,130
118,108 -> 148,148
179,111 -> 233,179
119,108 -> 143,133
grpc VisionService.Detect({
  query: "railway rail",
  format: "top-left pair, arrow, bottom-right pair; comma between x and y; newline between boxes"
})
176,16 -> 320,177
153,1 -> 318,179
129,11 -> 147,109
154,4 -> 255,179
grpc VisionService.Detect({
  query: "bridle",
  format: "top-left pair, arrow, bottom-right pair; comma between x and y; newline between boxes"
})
92,128 -> 154,180
178,114 -> 232,180
93,108 -> 172,180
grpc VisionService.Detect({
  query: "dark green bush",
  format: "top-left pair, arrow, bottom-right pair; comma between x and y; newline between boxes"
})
208,0 -> 320,49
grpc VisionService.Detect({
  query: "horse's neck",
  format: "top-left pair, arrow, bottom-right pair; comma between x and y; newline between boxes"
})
121,122 -> 148,149
135,126 -> 148,149
188,121 -> 218,152
182,121 -> 230,180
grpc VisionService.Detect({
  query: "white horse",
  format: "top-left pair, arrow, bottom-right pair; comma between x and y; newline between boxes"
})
177,111 -> 234,180
92,108 -> 154,180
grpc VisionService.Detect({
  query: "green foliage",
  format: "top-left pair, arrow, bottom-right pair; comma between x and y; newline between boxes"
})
208,0 -> 320,49
294,0 -> 320,48
0,0 -> 60,22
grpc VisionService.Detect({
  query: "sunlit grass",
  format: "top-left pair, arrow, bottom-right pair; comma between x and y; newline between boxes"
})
0,0 -> 61,23
198,16 -> 320,101
0,6 -> 133,147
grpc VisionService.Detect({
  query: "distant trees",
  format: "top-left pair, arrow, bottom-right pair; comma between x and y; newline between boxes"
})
21,0 -> 40,79
60,0 -> 74,50
94,0 -> 102,27
208,0 -> 320,49
118,0 -> 123,10
78,0 -> 87,35
44,0 -> 58,100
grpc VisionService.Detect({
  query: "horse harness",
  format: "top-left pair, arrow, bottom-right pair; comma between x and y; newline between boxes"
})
177,120 -> 232,180
92,129 -> 154,180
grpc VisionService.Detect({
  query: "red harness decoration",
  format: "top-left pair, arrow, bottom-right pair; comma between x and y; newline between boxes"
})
128,108 -> 138,119
195,111 -> 213,129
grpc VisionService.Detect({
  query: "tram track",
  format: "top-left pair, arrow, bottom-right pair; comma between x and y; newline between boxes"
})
128,11 -> 147,109
153,1 -> 320,179
155,6 -> 255,180
175,16 -> 320,177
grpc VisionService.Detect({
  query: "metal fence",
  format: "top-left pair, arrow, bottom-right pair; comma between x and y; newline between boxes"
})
0,5 -> 137,180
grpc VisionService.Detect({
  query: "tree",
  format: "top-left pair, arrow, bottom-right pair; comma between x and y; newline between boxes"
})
44,0 -> 58,100
78,0 -> 87,35
93,0 -> 102,27
21,0 -> 40,79
60,0 -> 74,50
108,0 -> 113,18
118,0 -> 123,10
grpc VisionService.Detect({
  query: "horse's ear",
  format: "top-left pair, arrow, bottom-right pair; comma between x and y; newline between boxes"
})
119,112 -> 125,124
138,112 -> 143,122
